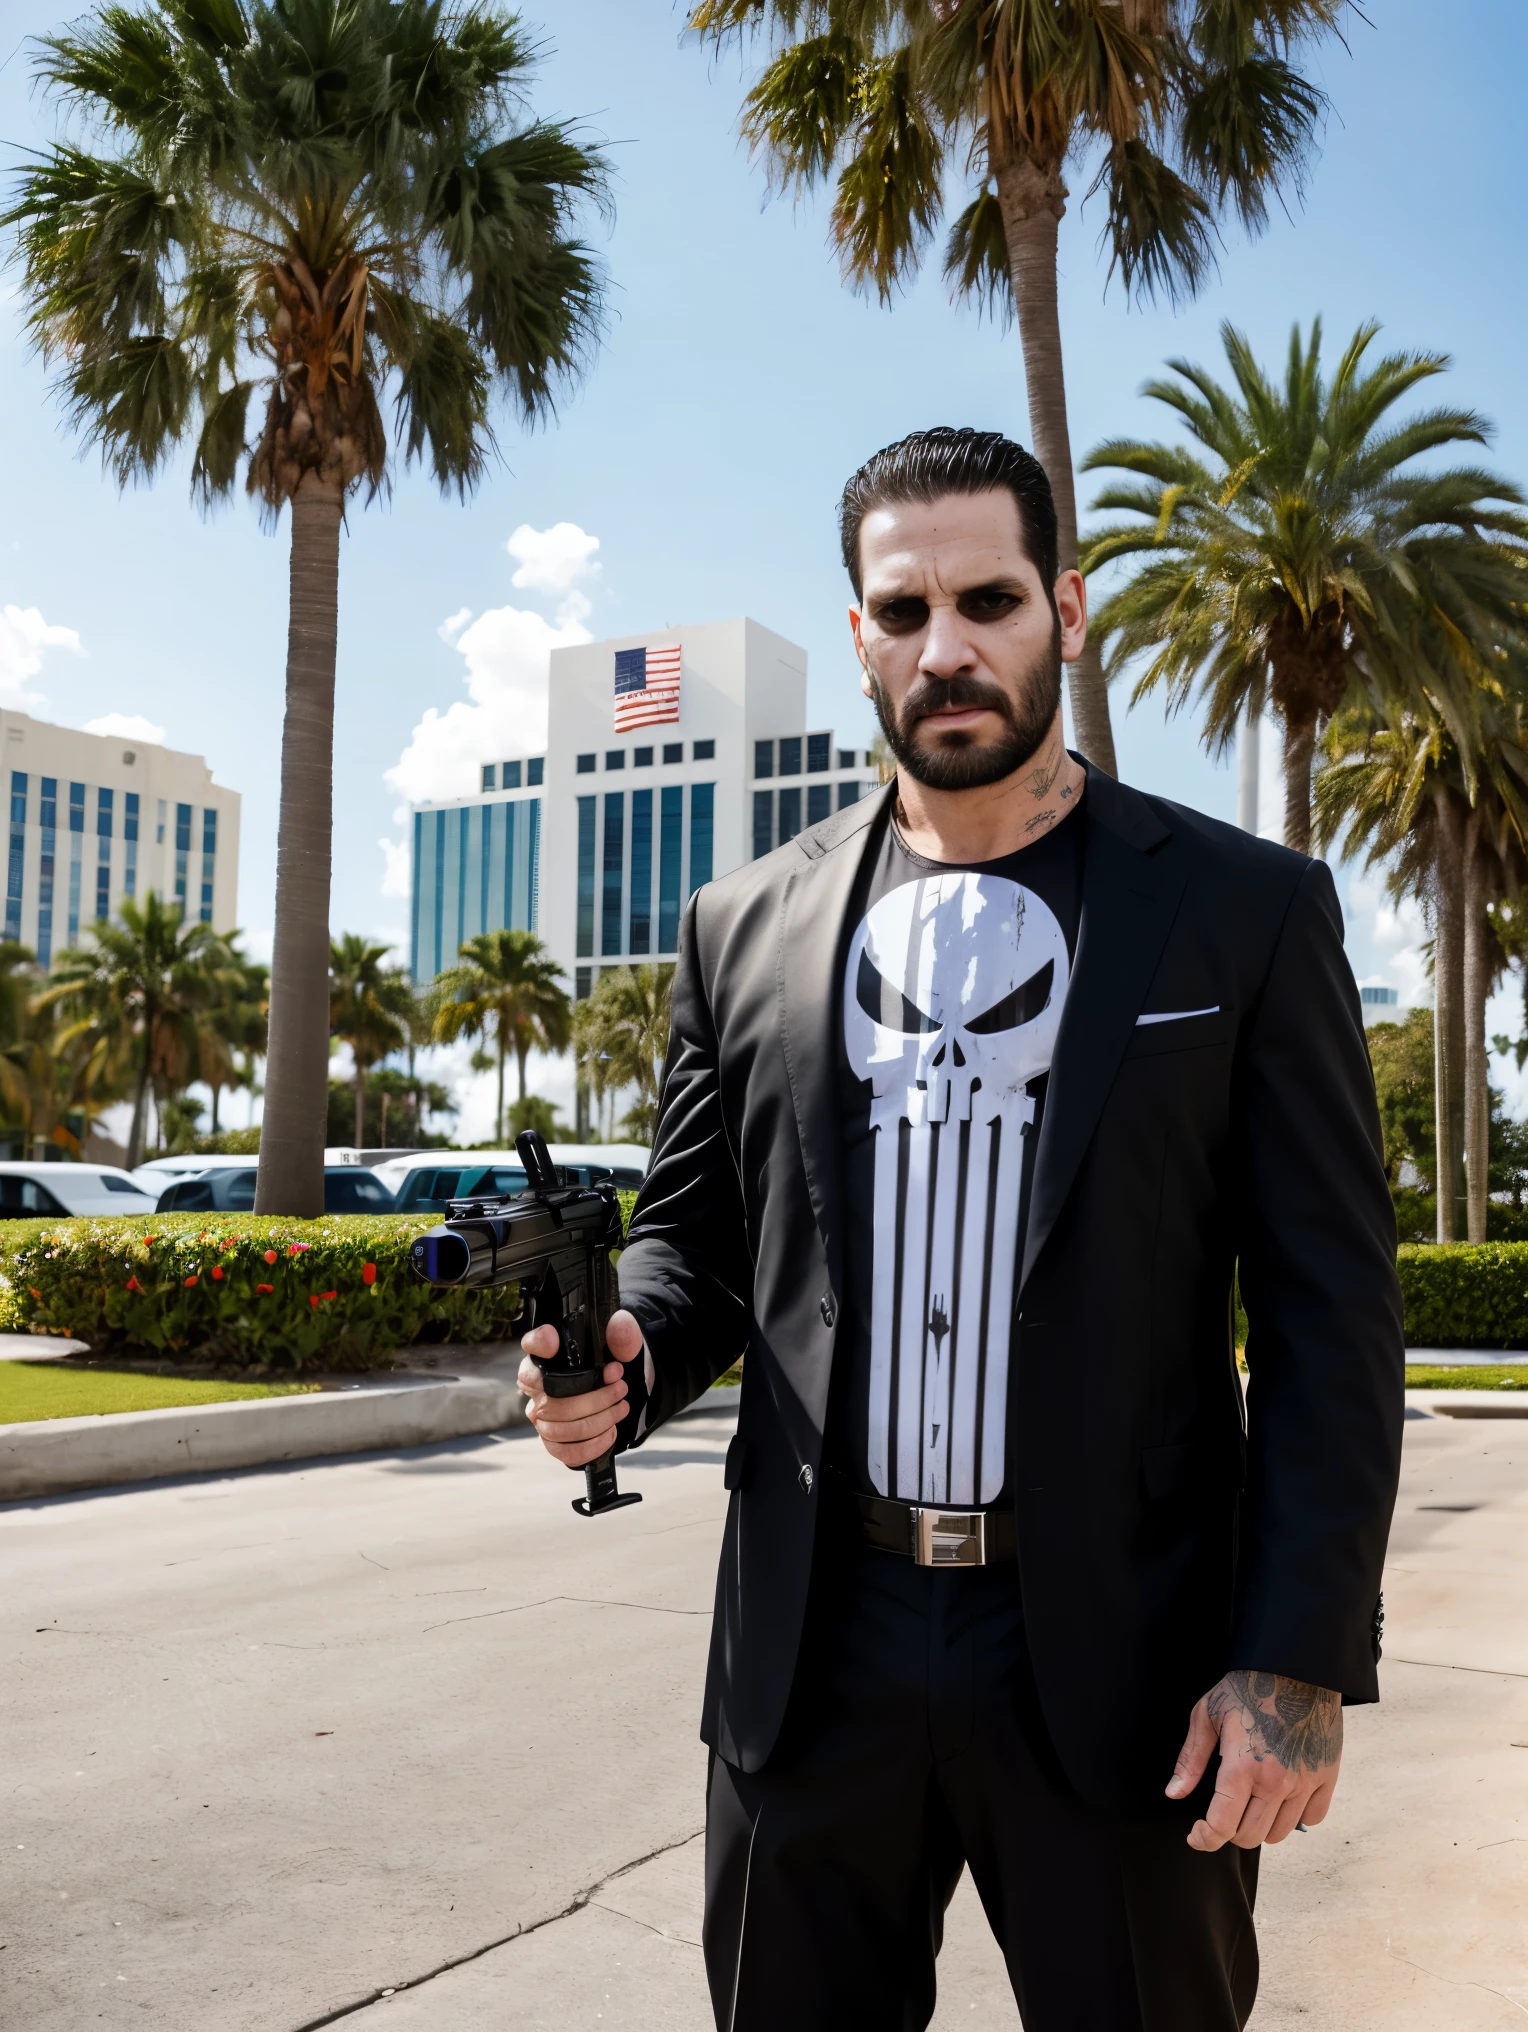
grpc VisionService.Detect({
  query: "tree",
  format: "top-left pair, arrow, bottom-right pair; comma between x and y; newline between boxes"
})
38,892 -> 240,1165
329,935 -> 413,1147
5,0 -> 608,1216
1365,1006 -> 1435,1195
687,0 -> 1354,775
1316,681 -> 1528,1243
432,929 -> 570,1143
205,955 -> 269,1135
0,950 -> 124,1160
572,964 -> 673,1143
507,1093 -> 562,1141
1081,319 -> 1528,852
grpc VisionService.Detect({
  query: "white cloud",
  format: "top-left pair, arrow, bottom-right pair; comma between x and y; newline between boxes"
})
0,604 -> 81,705
378,835 -> 412,899
438,607 -> 472,646
83,710 -> 166,745
506,522 -> 600,598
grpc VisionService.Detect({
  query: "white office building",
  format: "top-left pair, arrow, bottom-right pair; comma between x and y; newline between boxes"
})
0,711 -> 241,964
408,617 -> 878,999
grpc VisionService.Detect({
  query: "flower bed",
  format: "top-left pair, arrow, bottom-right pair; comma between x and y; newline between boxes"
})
0,1214 -> 525,1373
0,1190 -> 642,1374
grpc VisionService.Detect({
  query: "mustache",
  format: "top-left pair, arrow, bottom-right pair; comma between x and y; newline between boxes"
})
897,672 -> 1016,732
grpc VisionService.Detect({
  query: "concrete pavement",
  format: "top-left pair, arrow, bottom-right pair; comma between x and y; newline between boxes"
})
3,1398 -> 1526,2028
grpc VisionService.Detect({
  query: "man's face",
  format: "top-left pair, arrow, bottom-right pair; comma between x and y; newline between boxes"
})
849,489 -> 1087,792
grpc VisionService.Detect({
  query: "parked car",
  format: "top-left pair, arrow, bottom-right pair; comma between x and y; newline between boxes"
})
377,1143 -> 649,1217
154,1167 -> 397,1214
0,1161 -> 158,1219
131,1153 -> 267,1196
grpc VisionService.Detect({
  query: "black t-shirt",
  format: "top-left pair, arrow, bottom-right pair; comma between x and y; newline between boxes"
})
829,799 -> 1084,1508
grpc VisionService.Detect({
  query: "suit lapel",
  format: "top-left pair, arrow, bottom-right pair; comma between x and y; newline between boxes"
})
1020,771 -> 1186,1291
777,785 -> 892,1300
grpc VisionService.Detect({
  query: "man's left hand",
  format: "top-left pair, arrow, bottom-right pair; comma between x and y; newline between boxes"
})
1166,1669 -> 1343,1850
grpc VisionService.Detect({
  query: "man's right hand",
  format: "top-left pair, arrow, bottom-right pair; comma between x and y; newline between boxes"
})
518,1308 -> 645,1469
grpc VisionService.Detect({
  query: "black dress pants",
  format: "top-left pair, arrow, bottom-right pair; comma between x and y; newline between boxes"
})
703,1536 -> 1259,2032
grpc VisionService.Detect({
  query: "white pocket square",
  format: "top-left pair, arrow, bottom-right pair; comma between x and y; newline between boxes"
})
1136,1005 -> 1220,1027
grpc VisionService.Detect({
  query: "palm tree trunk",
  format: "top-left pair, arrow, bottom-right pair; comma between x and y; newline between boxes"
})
256,473 -> 343,1218
1281,713 -> 1318,855
1463,813 -> 1491,1244
516,1037 -> 530,1104
991,144 -> 1117,777
126,1058 -> 150,1170
495,1027 -> 506,1145
1433,792 -> 1467,1243
354,1063 -> 365,1148
210,1082 -> 222,1135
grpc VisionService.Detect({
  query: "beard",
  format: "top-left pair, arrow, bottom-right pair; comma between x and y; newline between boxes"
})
867,617 -> 1063,792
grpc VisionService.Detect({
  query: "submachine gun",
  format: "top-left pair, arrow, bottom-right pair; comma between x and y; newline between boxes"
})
408,1129 -> 641,1519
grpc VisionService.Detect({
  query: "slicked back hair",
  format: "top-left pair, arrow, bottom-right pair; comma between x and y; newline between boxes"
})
838,427 -> 1059,601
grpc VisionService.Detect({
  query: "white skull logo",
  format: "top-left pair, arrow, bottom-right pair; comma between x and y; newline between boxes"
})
842,872 -> 1070,1508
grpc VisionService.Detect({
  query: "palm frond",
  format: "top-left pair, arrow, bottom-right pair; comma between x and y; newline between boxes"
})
828,46 -> 942,300
942,185 -> 1012,322
1094,137 -> 1216,304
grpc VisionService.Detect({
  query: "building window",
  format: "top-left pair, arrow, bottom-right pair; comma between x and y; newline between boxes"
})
807,783 -> 832,826
1360,985 -> 1399,1008
662,743 -> 683,765
606,749 -> 625,771
38,777 -> 56,966
482,763 -> 497,792
411,810 -> 423,981
693,739 -> 715,762
576,797 -> 596,958
778,736 -> 801,778
98,787 -> 114,835
659,785 -> 683,953
838,749 -> 857,770
432,808 -> 446,976
95,787 -> 114,925
123,791 -> 138,903
838,780 -> 862,810
778,786 -> 801,843
68,826 -> 82,948
527,757 -> 544,786
70,783 -> 85,834
176,803 -> 191,851
634,746 -> 653,768
576,966 -> 592,1002
5,772 -> 25,943
754,740 -> 773,779
503,760 -> 521,789
807,733 -> 830,773
200,807 -> 216,924
576,753 -> 596,775
156,797 -> 166,845
753,790 -> 773,860
602,792 -> 625,956
629,788 -> 653,955
689,782 -> 714,896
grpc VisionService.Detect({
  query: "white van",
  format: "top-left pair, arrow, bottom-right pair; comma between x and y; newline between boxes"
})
0,1161 -> 158,1219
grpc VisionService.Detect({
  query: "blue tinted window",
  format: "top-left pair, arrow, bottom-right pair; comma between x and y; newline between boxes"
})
838,780 -> 862,809
689,783 -> 714,895
807,783 -> 832,826
662,743 -> 682,765
601,792 -> 624,956
693,740 -> 715,762
753,790 -> 773,860
779,737 -> 801,777
481,763 -> 496,792
175,802 -> 191,851
527,757 -> 544,786
630,788 -> 652,956
605,750 -> 625,771
659,786 -> 683,953
202,808 -> 216,852
97,787 -> 113,837
576,796 -> 595,958
124,791 -> 138,841
778,786 -> 801,842
70,783 -> 85,833
807,733 -> 830,773
576,753 -> 596,775
754,741 -> 773,779
503,760 -> 521,789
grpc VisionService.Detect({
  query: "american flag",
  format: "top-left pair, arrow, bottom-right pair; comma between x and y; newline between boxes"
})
613,643 -> 681,732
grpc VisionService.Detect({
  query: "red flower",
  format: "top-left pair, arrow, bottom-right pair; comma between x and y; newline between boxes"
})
211,1266 -> 224,1281
141,1235 -> 156,1247
361,1262 -> 376,1286
309,1294 -> 319,1310
256,1283 -> 274,1295
184,1274 -> 198,1288
288,1243 -> 312,1255
125,1276 -> 141,1293
264,1249 -> 278,1265
322,1290 -> 336,1302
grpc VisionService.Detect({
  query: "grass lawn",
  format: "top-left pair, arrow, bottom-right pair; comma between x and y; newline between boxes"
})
1405,1364 -> 1528,1391
0,1364 -> 321,1425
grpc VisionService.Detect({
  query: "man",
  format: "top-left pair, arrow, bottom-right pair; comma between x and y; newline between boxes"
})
520,427 -> 1404,2029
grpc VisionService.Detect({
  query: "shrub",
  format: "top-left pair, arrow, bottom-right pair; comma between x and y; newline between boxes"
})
1397,1242 -> 1528,1349
0,1214 -> 525,1372
0,1189 -> 642,1372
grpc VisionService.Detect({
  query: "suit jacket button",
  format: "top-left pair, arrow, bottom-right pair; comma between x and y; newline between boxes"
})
799,1464 -> 814,1495
820,1295 -> 836,1329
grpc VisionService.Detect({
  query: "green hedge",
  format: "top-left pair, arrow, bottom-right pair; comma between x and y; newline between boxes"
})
0,1214 -> 525,1372
0,1190 -> 641,1373
1398,1242 -> 1528,1349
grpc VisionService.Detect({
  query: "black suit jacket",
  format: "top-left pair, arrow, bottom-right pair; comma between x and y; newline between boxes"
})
616,767 -> 1405,1808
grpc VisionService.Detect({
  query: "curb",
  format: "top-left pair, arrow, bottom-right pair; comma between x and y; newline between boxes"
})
0,1369 -> 530,1503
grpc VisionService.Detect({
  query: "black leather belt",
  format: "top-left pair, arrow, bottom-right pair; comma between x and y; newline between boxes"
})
851,1488 -> 1017,1567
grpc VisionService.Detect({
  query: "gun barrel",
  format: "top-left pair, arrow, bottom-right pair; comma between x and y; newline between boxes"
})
408,1186 -> 618,1291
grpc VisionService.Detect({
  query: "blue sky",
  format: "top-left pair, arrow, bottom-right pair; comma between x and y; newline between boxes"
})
3,0 -> 1527,1131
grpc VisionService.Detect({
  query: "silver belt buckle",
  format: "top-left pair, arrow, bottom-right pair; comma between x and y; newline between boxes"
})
914,1508 -> 986,1567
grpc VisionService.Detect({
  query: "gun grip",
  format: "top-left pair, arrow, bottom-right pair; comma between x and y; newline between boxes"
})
574,1448 -> 644,1518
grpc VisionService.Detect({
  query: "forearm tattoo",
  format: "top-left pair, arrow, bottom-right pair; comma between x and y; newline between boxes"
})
1208,1669 -> 1343,1772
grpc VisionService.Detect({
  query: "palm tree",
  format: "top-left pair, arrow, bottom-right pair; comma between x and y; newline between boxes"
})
329,935 -> 413,1147
432,929 -> 570,1144
1081,320 -> 1528,852
37,892 -> 236,1165
4,0 -> 608,1217
1316,685 -> 1528,1243
687,0 -> 1352,775
572,964 -> 673,1143
205,954 -> 270,1134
